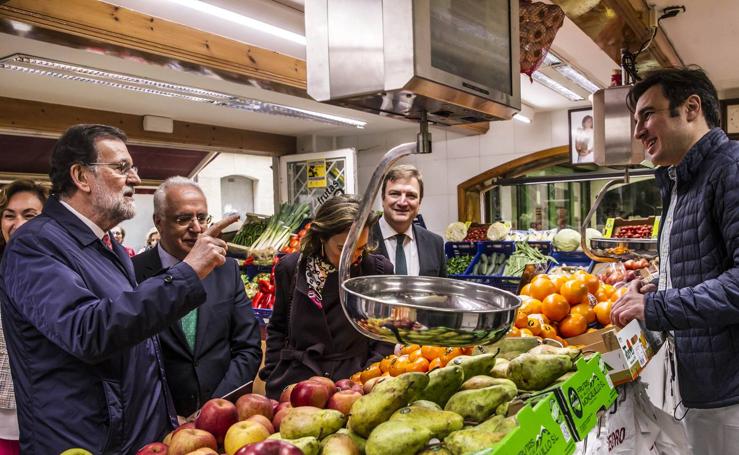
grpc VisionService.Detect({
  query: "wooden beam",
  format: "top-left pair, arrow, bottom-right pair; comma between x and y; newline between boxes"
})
0,0 -> 306,91
457,145 -> 570,222
0,97 -> 296,155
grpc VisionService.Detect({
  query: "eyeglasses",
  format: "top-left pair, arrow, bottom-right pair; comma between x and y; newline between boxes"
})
173,213 -> 212,227
88,161 -> 139,176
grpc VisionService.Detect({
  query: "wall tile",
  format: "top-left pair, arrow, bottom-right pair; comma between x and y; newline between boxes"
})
445,134 -> 481,159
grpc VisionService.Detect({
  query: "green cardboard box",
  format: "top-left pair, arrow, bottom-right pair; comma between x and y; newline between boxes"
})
554,353 -> 618,440
473,392 -> 575,455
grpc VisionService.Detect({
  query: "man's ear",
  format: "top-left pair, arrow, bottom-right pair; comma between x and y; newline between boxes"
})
70,163 -> 92,194
685,94 -> 703,122
153,213 -> 162,231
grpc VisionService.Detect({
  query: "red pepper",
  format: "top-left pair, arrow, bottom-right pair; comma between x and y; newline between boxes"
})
251,291 -> 263,309
264,294 -> 275,309
258,279 -> 272,293
243,256 -> 254,266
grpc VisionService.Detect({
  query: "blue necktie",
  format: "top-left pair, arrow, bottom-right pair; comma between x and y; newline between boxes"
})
395,234 -> 407,275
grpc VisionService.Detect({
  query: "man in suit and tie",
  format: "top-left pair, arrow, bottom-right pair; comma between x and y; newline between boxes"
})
372,164 -> 447,277
133,177 -> 262,417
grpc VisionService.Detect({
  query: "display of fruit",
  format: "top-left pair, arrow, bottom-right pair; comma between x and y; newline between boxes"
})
168,428 -> 217,455
613,224 -> 652,238
234,439 -> 304,455
195,398 -> 239,444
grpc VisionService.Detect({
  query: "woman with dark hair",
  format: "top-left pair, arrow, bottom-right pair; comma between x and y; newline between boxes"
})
260,195 -> 394,399
0,179 -> 49,455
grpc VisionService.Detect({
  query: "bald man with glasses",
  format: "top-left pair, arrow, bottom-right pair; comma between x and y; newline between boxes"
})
133,176 -> 262,419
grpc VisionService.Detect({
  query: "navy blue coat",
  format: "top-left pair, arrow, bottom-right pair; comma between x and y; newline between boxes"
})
133,248 -> 262,416
371,221 -> 447,277
0,197 -> 207,453
645,128 -> 739,408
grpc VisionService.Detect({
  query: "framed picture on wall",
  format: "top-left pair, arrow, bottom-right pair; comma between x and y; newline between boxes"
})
720,98 -> 739,140
569,107 -> 594,164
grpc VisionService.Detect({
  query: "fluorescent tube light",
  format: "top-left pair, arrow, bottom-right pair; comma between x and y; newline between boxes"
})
513,113 -> 531,124
531,71 -> 584,101
554,65 -> 601,94
542,52 -> 562,67
0,54 -> 366,128
166,0 -> 306,45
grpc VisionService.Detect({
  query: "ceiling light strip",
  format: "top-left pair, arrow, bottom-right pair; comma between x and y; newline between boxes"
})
532,71 -> 584,102
554,65 -> 600,94
0,54 -> 366,128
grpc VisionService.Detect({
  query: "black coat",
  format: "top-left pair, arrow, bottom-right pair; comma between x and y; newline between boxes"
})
645,128 -> 739,408
259,252 -> 394,399
371,221 -> 447,277
133,248 -> 263,416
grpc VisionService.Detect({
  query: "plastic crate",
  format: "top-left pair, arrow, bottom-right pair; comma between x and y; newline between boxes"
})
253,308 -> 272,326
452,241 -> 521,293
527,241 -> 553,255
548,251 -> 594,272
444,241 -> 477,259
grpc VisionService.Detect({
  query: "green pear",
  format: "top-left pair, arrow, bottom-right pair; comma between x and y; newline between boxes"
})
460,376 -> 516,391
507,353 -> 573,391
320,433 -> 360,455
418,365 -> 464,407
417,447 -> 453,455
349,373 -> 429,438
443,428 -> 508,455
444,384 -> 517,423
448,353 -> 498,380
336,428 -> 367,455
490,358 -> 510,378
365,421 -> 432,455
280,406 -> 346,440
389,406 -> 464,439
410,400 -> 443,411
528,344 -> 582,360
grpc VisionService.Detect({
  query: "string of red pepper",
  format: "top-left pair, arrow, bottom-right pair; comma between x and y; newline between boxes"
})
251,256 -> 280,309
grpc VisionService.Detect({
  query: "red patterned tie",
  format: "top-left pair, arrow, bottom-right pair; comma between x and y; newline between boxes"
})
102,233 -> 113,251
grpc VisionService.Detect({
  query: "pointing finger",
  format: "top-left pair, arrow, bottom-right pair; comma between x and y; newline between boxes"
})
204,214 -> 240,238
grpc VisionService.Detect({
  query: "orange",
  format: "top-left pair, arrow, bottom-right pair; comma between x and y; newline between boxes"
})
552,274 -> 570,293
611,287 -> 628,302
400,344 -> 421,355
350,372 -> 362,384
594,300 -> 612,326
520,283 -> 532,296
580,273 -> 600,294
595,287 -> 611,302
388,355 -> 410,376
508,326 -> 521,337
528,313 -> 551,325
462,347 -> 475,355
602,284 -> 616,297
540,323 -> 558,339
428,357 -> 444,371
541,294 -> 570,322
360,363 -> 383,382
560,279 -> 589,305
406,356 -> 430,373
515,310 -> 529,329
552,335 -> 569,346
520,298 -> 543,315
421,345 -> 446,361
441,347 -> 464,365
519,328 -> 535,337
559,314 -> 588,338
529,277 -> 557,301
570,303 -> 596,324
526,317 -> 542,336
380,354 -> 397,373
408,349 -> 424,362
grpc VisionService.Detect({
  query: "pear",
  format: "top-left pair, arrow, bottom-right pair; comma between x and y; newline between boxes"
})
320,433 -> 360,455
490,358 -> 510,378
528,344 -> 582,360
418,365 -> 464,407
410,400 -> 443,411
279,406 -> 346,440
460,376 -> 516,391
444,384 -> 517,423
365,421 -> 432,455
336,429 -> 366,455
448,353 -> 498,380
389,406 -> 464,439
507,353 -> 573,391
417,447 -> 453,455
443,428 -> 508,455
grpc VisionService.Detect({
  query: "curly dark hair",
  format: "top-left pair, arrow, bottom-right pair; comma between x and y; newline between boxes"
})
49,124 -> 128,196
626,67 -> 721,129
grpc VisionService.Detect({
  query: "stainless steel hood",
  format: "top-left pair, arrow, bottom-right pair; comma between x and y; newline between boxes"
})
305,0 -> 521,125
593,85 -> 646,166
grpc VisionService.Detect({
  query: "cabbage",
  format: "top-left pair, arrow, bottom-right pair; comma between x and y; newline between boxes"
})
583,228 -> 603,250
445,222 -> 468,241
553,228 -> 581,252
487,222 -> 510,241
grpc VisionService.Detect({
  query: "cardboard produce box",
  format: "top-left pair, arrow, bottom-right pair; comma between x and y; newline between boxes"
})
553,354 -> 618,441
566,320 -> 656,386
477,392 -> 576,455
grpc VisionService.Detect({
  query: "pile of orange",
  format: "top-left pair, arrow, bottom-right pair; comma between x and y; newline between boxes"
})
509,270 -> 620,342
350,344 -> 473,384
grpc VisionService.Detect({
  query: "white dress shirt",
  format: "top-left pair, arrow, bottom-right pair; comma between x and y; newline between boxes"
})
59,200 -> 106,240
379,216 -> 420,276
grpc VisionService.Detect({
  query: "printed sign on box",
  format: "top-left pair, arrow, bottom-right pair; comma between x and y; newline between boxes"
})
307,159 -> 327,188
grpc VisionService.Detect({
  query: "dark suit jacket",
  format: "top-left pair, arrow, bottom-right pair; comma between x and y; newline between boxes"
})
133,248 -> 262,416
372,220 -> 447,277
259,252 -> 394,399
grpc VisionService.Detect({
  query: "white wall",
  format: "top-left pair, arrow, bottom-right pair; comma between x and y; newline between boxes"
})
197,152 -> 275,230
120,193 -> 154,252
335,109 -> 570,236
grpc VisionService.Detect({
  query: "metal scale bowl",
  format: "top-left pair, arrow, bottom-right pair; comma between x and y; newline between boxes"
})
580,173 -> 658,262
338,143 -> 521,347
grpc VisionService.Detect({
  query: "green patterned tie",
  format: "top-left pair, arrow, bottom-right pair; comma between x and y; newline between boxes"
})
395,234 -> 407,275
181,309 -> 198,351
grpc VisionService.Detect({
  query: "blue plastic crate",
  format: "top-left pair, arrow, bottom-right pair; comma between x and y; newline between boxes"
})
253,308 -> 272,326
452,274 -> 521,294
445,241 -> 477,259
449,241 -> 521,293
548,251 -> 594,272
527,241 -> 553,255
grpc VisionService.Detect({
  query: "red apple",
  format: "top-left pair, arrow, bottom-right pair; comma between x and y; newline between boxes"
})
272,407 -> 291,432
234,439 -> 304,455
308,376 -> 337,396
335,379 -> 363,394
290,380 -> 329,408
279,384 -> 296,403
195,398 -> 239,444
168,428 -> 217,455
235,393 -> 274,421
245,414 -> 275,434
326,390 -> 362,415
270,399 -> 280,414
275,402 -> 292,414
184,449 -> 217,455
164,422 -> 196,445
136,442 -> 169,454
